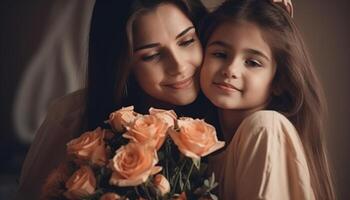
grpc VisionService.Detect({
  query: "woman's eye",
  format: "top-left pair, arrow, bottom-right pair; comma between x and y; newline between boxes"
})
245,59 -> 262,67
141,53 -> 160,62
211,51 -> 227,59
179,38 -> 195,47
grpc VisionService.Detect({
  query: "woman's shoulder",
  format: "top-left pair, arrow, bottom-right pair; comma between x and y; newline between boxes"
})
47,89 -> 86,124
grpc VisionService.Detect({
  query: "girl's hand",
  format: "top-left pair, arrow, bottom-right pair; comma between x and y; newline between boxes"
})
271,0 -> 294,18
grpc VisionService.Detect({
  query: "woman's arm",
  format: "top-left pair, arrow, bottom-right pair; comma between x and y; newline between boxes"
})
15,91 -> 85,200
271,0 -> 294,17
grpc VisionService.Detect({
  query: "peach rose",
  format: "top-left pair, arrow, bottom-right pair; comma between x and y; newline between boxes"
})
64,166 -> 96,199
169,118 -> 225,160
108,106 -> 140,132
123,115 -> 169,150
109,143 -> 162,187
153,174 -> 170,196
67,127 -> 108,166
149,107 -> 177,128
99,192 -> 122,200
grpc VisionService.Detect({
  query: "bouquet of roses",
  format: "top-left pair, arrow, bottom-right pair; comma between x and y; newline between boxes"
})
41,106 -> 225,200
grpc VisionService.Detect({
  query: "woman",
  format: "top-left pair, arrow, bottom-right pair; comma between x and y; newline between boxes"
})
15,1 -> 208,199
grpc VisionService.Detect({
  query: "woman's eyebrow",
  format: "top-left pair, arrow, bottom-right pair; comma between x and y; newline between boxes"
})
175,26 -> 194,39
134,43 -> 160,52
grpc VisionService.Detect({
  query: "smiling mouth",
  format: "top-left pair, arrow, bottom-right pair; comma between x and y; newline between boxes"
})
213,82 -> 241,92
165,76 -> 194,89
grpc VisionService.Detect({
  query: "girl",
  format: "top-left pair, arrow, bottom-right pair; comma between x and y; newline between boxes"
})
200,0 -> 335,199
15,1 -> 208,199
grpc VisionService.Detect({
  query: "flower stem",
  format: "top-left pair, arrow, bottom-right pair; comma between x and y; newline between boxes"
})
171,158 -> 187,194
134,186 -> 141,197
165,139 -> 170,180
183,161 -> 194,191
142,183 -> 152,200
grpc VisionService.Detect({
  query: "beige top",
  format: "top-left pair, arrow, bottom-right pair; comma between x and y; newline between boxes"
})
207,110 -> 315,200
15,90 -> 86,200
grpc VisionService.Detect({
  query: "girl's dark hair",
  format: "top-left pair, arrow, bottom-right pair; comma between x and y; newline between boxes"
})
85,0 -> 208,130
201,0 -> 335,199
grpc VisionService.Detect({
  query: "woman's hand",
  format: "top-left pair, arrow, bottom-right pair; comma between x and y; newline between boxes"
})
271,0 -> 294,18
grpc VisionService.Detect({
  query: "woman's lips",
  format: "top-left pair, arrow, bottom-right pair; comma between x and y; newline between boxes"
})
213,82 -> 241,92
165,76 -> 194,89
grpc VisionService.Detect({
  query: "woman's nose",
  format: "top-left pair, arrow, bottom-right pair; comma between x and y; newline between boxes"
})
166,50 -> 187,76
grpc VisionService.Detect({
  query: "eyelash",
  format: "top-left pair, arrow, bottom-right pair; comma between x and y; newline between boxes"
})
141,38 -> 195,62
179,38 -> 195,47
142,53 -> 160,62
211,51 -> 227,59
245,59 -> 262,67
210,51 -> 262,67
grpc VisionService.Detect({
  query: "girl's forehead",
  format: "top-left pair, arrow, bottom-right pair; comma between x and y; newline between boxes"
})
209,21 -> 271,49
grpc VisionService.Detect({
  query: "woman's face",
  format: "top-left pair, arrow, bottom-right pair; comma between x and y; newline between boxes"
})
130,3 -> 203,106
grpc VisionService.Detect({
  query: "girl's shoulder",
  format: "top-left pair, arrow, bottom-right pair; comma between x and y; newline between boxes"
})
238,110 -> 298,139
242,110 -> 293,128
242,110 -> 291,126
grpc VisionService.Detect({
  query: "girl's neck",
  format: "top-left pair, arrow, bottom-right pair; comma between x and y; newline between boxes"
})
218,107 -> 264,143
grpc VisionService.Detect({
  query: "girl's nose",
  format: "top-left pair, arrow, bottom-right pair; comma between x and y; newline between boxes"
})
221,59 -> 241,79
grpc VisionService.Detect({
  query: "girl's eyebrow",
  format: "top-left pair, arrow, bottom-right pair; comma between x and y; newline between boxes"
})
207,40 -> 232,49
244,49 -> 270,61
208,40 -> 270,61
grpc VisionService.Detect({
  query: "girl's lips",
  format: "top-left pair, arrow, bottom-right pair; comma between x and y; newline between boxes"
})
165,76 -> 194,89
213,82 -> 241,92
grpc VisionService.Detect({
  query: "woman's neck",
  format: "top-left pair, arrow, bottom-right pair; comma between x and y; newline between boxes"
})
133,92 -> 179,114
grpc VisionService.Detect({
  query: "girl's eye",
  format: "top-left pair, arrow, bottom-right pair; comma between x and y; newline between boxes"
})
142,53 -> 160,62
211,51 -> 227,59
245,59 -> 262,67
179,38 -> 195,47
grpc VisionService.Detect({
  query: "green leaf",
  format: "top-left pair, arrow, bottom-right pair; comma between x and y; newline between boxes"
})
204,179 -> 210,187
192,157 -> 201,170
210,193 -> 218,200
179,172 -> 184,191
210,172 -> 215,186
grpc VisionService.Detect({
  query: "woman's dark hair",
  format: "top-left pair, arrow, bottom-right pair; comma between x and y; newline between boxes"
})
85,0 -> 208,130
200,0 -> 335,199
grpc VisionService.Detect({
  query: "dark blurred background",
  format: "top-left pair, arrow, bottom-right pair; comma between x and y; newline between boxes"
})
1,0 -> 349,199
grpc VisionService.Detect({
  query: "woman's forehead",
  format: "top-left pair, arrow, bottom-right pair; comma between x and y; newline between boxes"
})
132,3 -> 194,47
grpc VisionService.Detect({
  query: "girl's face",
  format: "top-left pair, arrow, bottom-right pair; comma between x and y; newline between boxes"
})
131,3 -> 203,106
200,21 -> 276,111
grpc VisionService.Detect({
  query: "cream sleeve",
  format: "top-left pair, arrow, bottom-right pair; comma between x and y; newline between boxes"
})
222,110 -> 315,200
